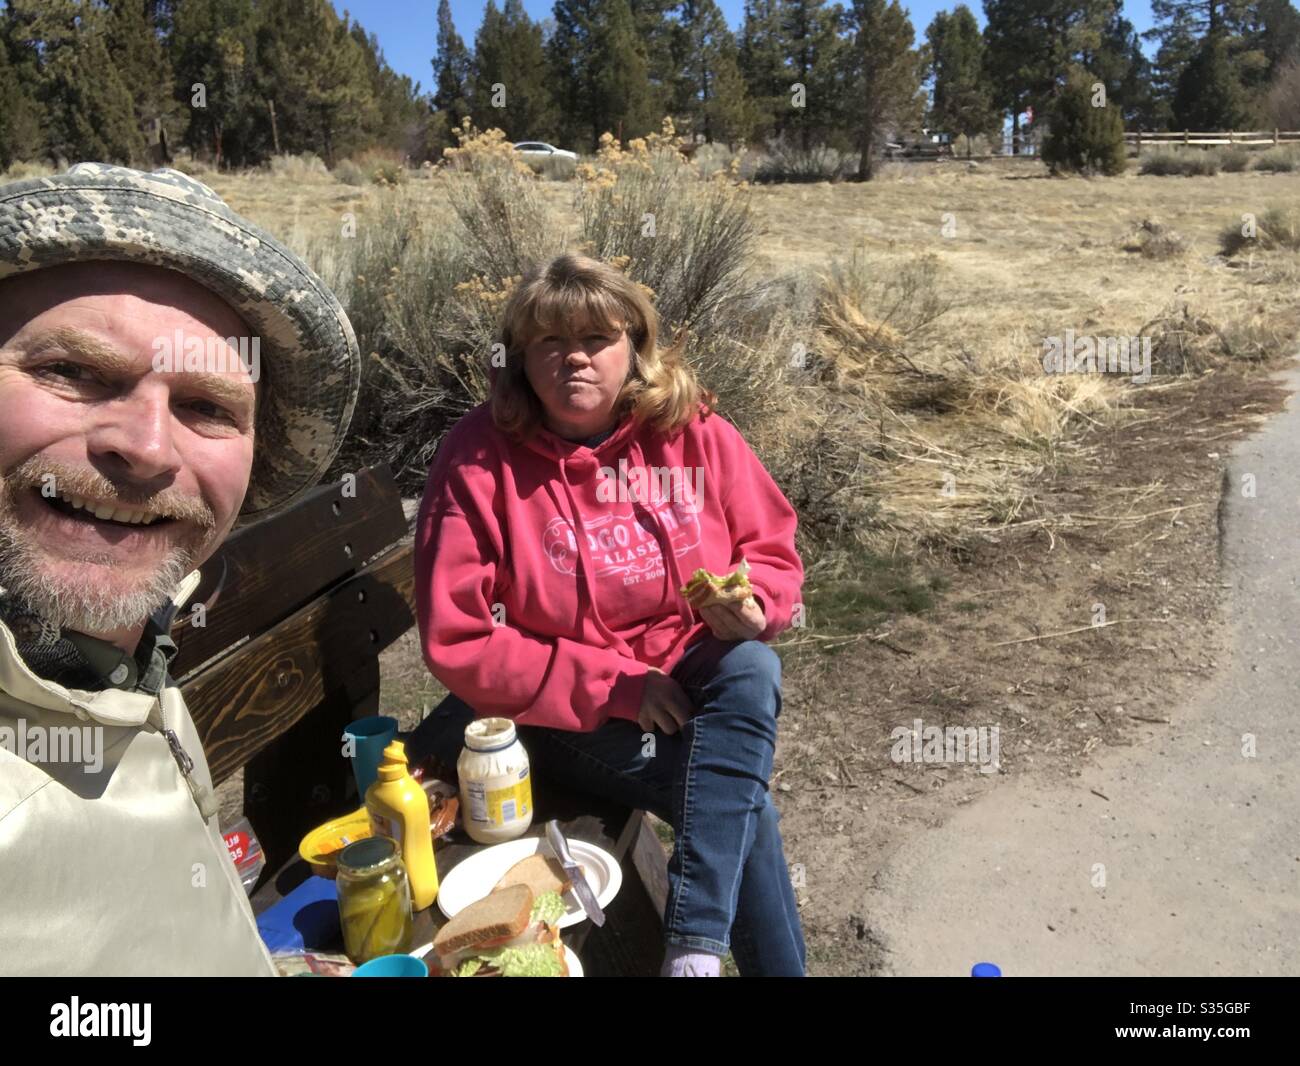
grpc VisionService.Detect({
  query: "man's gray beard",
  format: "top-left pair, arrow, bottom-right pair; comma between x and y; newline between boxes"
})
0,523 -> 195,634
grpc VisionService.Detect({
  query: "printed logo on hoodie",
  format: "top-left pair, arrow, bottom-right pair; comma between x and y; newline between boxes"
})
542,500 -> 701,585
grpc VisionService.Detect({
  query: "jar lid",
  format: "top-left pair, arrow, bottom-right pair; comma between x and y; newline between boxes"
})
464,717 -> 517,752
337,835 -> 398,874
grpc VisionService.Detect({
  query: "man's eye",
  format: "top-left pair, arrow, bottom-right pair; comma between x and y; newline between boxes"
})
38,360 -> 92,382
183,399 -> 234,422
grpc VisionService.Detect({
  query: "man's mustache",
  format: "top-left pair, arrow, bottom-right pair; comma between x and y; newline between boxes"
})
3,456 -> 217,530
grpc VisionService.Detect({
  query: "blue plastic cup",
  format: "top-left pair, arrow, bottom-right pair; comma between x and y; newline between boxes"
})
344,715 -> 399,800
352,954 -> 428,977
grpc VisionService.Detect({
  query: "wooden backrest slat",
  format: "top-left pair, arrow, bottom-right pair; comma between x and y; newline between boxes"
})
170,466 -> 408,679
182,540 -> 415,785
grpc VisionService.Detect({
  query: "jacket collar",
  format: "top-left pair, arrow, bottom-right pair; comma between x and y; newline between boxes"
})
0,570 -> 199,725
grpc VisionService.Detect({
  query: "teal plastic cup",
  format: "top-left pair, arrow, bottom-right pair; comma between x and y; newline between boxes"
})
344,715 -> 399,800
352,954 -> 428,978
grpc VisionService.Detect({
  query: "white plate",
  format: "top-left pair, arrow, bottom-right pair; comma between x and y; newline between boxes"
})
409,941 -> 583,977
436,835 -> 622,930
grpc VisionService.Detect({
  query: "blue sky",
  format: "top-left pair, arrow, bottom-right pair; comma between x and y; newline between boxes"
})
335,1 -> 1160,94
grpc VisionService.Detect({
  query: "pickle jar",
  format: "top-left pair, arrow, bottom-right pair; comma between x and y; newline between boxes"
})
336,836 -> 414,964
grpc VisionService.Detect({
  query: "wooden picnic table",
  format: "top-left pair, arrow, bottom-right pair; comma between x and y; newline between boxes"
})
250,790 -> 669,975
180,464 -> 670,977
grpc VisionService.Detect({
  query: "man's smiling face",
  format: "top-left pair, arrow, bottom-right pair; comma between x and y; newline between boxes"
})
0,262 -> 257,642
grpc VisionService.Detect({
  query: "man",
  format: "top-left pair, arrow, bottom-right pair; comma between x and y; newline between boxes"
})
0,165 -> 360,975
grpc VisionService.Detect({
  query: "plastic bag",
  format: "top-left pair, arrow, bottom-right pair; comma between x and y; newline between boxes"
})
221,816 -> 266,894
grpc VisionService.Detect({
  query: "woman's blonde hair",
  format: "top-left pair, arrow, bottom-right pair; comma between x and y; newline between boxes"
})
491,253 -> 716,441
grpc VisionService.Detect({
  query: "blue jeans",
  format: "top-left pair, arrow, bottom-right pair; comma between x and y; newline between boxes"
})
407,634 -> 807,976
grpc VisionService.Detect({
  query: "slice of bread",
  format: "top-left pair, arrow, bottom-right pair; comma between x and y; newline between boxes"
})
493,853 -> 573,896
433,883 -> 533,958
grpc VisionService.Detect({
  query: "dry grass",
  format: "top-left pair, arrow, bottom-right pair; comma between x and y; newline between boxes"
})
194,153 -> 1300,567
1220,205 -> 1300,255
266,152 -> 330,179
0,160 -> 57,181
1120,219 -> 1187,260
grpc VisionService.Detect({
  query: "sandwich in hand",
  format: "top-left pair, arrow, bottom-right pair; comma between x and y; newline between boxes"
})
430,883 -> 568,977
680,558 -> 758,611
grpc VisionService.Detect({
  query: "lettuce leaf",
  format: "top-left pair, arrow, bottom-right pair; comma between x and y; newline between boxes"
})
530,891 -> 566,926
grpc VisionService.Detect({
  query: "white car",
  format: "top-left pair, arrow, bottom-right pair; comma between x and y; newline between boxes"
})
513,141 -> 579,169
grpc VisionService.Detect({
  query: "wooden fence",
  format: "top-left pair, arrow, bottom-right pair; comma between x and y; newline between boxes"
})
880,129 -> 1300,165
1127,130 -> 1300,149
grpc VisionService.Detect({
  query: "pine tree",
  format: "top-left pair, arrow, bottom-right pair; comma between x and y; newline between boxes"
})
61,27 -> 147,163
628,0 -> 680,124
675,0 -> 756,146
105,0 -> 178,160
547,0 -> 589,148
470,0 -> 561,141
782,0 -> 846,151
433,0 -> 473,141
982,0 -> 1119,150
706,35 -> 759,147
500,0 -> 562,142
1143,0 -> 1260,124
1144,6 -> 1199,126
256,0 -> 378,166
1236,0 -> 1300,102
1172,29 -> 1256,128
1090,6 -> 1156,127
348,20 -> 427,157
0,15 -> 43,166
926,5 -> 997,152
983,0 -> 1065,151
8,0 -> 146,164
1249,0 -> 1300,80
470,0 -> 511,132
739,0 -> 791,143
1042,63 -> 1126,173
840,0 -> 924,179
551,0 -> 656,151
590,0 -> 656,146
170,0 -> 261,167
0,40 -> 24,169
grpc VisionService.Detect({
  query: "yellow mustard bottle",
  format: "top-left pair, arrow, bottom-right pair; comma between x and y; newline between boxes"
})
364,740 -> 438,911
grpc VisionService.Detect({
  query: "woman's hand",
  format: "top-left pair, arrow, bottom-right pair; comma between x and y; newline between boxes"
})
637,667 -> 694,735
698,596 -> 767,642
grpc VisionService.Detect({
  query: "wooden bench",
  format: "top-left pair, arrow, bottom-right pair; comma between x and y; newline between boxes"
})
169,464 -> 669,976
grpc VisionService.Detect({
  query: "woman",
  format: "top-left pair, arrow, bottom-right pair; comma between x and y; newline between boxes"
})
408,253 -> 806,977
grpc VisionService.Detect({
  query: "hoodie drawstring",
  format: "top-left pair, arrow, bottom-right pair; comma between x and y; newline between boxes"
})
555,461 -> 639,658
629,438 -> 696,633
544,427 -> 698,664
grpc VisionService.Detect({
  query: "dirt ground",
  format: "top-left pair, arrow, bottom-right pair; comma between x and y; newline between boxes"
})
771,364 -> 1291,975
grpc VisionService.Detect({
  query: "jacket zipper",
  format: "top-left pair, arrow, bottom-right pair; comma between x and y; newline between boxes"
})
158,698 -> 218,820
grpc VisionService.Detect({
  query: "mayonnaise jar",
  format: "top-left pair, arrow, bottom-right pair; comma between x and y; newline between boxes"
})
457,718 -> 533,844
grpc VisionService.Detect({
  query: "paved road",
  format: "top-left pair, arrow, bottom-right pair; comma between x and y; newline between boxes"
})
867,362 -> 1300,976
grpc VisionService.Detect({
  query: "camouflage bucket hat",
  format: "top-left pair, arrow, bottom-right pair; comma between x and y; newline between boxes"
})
0,163 -> 361,522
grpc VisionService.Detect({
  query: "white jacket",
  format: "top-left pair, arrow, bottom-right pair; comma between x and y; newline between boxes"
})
0,584 -> 277,976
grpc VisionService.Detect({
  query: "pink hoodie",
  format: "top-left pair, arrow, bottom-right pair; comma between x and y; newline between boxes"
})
414,401 -> 803,732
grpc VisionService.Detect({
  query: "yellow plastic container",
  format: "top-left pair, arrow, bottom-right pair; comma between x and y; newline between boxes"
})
298,807 -> 373,878
364,740 -> 439,911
